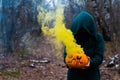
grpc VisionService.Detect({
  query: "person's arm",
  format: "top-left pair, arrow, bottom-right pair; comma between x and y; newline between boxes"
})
89,33 -> 105,68
64,47 -> 71,68
63,47 -> 67,63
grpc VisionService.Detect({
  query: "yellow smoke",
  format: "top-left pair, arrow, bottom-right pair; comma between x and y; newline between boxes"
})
38,6 -> 84,57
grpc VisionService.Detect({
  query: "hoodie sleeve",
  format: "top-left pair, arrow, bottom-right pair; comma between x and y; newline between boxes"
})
63,47 -> 67,63
90,33 -> 105,68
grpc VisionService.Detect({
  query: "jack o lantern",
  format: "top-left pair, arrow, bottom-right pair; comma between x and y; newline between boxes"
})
65,53 -> 89,68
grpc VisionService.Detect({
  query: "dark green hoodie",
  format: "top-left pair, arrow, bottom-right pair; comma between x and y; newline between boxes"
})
64,11 -> 105,80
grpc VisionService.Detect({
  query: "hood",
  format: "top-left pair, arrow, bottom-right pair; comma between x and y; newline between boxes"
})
70,11 -> 97,39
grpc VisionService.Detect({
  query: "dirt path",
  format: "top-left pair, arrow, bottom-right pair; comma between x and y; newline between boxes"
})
0,38 -> 120,80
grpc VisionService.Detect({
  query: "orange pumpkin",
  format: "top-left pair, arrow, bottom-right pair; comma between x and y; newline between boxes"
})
65,53 -> 89,68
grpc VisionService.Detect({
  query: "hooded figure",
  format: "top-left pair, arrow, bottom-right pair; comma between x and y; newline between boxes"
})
64,11 -> 105,80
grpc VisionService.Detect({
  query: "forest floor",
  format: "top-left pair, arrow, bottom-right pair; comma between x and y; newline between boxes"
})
0,36 -> 120,80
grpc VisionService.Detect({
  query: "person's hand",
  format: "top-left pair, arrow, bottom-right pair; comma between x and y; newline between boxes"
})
81,57 -> 90,69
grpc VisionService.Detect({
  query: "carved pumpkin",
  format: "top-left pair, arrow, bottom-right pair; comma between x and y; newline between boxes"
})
65,53 -> 89,68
